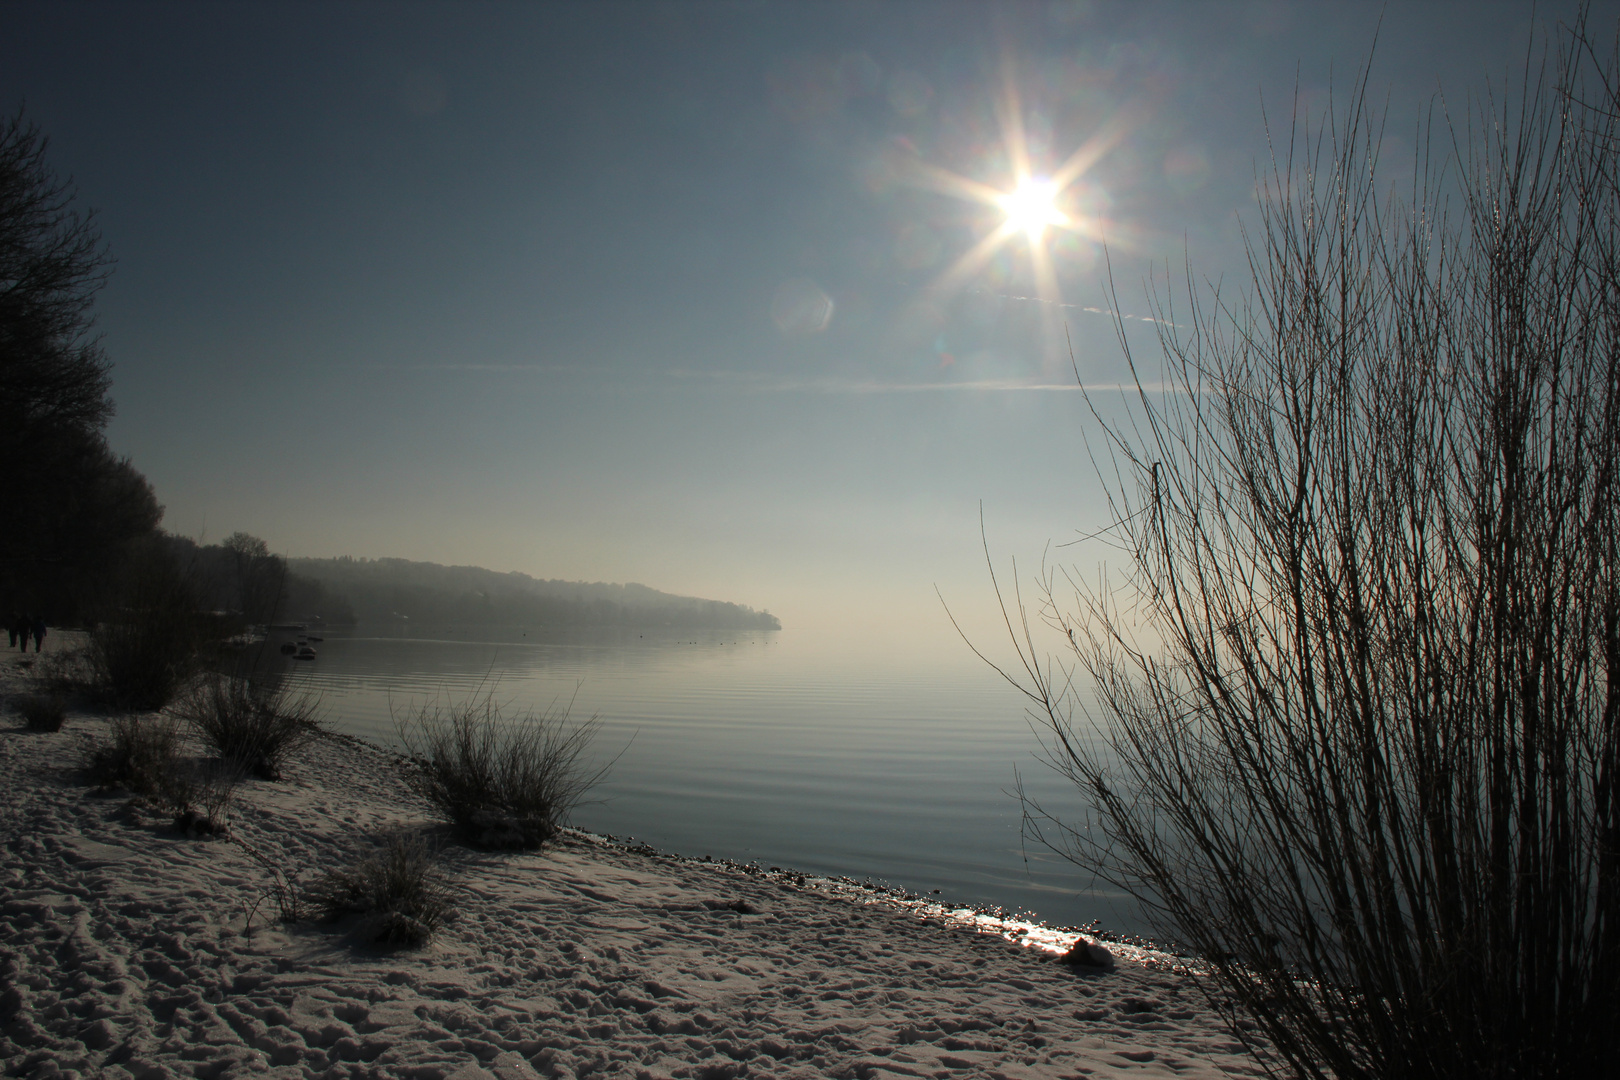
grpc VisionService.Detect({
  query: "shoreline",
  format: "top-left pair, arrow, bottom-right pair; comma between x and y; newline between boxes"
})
0,662 -> 1261,1079
569,831 -> 1205,979
318,697 -> 1203,976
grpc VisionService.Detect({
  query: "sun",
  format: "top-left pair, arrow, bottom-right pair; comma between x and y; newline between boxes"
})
887,65 -> 1131,369
998,177 -> 1066,241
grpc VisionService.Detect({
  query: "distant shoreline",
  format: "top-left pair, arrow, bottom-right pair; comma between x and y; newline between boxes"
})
285,554 -> 781,632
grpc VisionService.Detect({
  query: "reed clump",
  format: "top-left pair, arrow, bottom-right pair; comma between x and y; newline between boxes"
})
173,672 -> 322,781
305,834 -> 451,948
397,693 -> 606,850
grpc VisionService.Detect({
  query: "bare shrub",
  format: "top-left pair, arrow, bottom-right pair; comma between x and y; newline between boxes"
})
232,835 -> 311,930
81,716 -> 239,835
89,615 -> 197,711
173,671 -> 321,780
305,833 -> 451,947
83,715 -> 185,797
980,30 -> 1620,1080
35,646 -> 96,697
167,760 -> 242,838
14,692 -> 65,732
88,541 -> 201,711
397,692 -> 607,849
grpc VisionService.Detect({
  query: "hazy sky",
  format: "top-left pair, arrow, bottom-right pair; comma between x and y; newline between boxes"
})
3,0 -> 1604,645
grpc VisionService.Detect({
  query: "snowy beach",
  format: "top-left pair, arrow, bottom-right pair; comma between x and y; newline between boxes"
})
0,661 -> 1260,1080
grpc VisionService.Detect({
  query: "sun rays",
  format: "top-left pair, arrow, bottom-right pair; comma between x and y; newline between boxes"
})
898,67 -> 1131,371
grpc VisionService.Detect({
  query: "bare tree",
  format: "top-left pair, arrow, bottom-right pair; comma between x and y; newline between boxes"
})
222,531 -> 289,625
986,27 -> 1620,1080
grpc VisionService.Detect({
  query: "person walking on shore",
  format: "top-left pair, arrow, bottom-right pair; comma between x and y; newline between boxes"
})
5,613 -> 17,649
29,615 -> 45,654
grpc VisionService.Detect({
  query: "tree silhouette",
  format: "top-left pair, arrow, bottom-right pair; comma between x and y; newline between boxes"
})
0,108 -> 161,619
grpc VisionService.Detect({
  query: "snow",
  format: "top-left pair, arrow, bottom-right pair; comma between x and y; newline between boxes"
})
0,656 -> 1260,1079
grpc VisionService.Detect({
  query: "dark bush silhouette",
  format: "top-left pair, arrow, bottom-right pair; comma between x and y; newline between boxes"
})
979,29 -> 1620,1080
14,692 -> 65,732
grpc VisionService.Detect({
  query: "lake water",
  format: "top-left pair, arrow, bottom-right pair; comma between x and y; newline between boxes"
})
277,622 -> 1143,934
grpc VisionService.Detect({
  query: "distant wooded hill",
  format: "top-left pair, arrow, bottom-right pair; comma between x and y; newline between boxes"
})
283,556 -> 781,631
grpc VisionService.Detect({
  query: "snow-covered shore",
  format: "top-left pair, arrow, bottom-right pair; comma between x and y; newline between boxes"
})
0,658 -> 1260,1079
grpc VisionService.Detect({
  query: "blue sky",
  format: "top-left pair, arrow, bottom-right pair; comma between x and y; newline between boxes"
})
2,0 -> 1601,645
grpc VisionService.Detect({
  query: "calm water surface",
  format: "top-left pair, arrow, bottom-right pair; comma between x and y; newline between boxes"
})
278,622 -> 1140,933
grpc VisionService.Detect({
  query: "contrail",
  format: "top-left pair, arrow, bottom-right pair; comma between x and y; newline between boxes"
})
667,369 -> 1179,395
964,287 -> 1176,326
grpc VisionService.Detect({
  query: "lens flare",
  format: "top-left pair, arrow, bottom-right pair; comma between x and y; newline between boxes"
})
998,177 -> 1066,240
889,59 -> 1136,371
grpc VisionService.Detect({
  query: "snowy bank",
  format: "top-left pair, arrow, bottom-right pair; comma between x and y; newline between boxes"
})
0,664 -> 1261,1079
